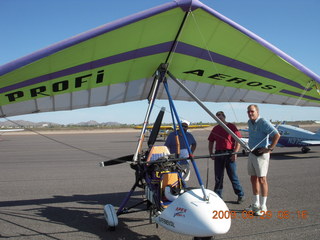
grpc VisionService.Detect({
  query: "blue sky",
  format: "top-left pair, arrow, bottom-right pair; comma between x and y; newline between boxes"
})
0,0 -> 319,124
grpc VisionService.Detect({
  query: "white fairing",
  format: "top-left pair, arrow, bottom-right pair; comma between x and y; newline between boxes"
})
154,189 -> 231,237
164,186 -> 179,202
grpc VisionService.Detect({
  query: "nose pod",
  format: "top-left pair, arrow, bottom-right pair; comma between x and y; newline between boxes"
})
154,189 -> 231,237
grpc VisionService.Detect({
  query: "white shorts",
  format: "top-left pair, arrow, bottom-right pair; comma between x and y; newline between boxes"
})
248,153 -> 270,177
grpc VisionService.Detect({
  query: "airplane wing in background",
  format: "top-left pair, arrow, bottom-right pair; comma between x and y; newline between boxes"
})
301,140 -> 320,146
239,129 -> 249,132
188,125 -> 210,129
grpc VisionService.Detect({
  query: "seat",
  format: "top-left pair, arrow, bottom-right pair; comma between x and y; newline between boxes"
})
160,172 -> 182,207
145,146 -> 183,208
146,146 -> 170,162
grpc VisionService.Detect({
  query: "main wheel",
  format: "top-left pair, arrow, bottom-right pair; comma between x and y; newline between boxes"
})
301,146 -> 310,153
104,204 -> 118,231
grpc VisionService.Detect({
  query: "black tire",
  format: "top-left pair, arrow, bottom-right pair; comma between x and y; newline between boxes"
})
301,147 -> 310,153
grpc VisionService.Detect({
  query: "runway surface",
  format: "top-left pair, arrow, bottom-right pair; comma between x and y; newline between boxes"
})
0,129 -> 319,239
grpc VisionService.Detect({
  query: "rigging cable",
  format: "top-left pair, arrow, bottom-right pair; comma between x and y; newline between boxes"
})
3,117 -> 117,162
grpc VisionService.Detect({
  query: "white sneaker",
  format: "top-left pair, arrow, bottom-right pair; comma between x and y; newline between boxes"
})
244,203 -> 260,212
255,206 -> 267,216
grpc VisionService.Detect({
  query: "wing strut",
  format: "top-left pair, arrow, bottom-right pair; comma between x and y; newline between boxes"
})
133,64 -> 168,162
163,79 -> 209,201
166,70 -> 250,152
164,10 -> 190,64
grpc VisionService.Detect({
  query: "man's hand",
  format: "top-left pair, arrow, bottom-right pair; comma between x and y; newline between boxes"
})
259,148 -> 272,154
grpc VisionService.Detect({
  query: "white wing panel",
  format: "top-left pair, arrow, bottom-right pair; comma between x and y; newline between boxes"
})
72,90 -> 89,109
90,86 -> 108,106
54,93 -> 71,111
36,96 -> 54,112
107,83 -> 126,104
1,100 -> 37,117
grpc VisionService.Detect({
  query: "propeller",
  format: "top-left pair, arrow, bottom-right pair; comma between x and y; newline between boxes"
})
148,107 -> 165,147
100,107 -> 165,167
100,154 -> 134,167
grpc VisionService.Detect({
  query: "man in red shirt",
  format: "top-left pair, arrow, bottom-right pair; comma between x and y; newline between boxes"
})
208,111 -> 245,203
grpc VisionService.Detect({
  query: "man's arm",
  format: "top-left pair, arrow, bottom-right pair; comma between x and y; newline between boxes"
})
260,132 -> 280,153
191,143 -> 197,153
208,141 -> 215,160
234,141 -> 241,152
268,133 -> 281,151
231,141 -> 240,161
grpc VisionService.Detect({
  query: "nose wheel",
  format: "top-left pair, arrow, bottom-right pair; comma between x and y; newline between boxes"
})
104,204 -> 118,231
193,237 -> 215,240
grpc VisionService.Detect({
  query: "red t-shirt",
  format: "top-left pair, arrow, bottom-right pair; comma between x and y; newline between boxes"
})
208,123 -> 242,151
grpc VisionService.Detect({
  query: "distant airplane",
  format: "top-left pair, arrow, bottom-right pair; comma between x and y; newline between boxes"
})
241,124 -> 320,153
0,129 -> 24,140
0,129 -> 24,133
276,124 -> 320,153
134,124 -> 210,140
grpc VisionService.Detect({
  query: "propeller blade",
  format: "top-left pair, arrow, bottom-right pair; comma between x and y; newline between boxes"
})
148,107 -> 165,147
100,154 -> 134,167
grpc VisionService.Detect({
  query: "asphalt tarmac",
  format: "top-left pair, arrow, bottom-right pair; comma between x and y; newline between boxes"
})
0,129 -> 319,240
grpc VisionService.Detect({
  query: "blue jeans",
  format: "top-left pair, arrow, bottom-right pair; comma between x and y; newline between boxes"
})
214,150 -> 244,198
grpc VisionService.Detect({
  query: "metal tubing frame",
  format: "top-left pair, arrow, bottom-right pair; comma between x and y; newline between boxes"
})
117,182 -> 139,215
167,71 -> 250,152
118,64 -> 254,214
134,64 -> 251,201
133,68 -> 164,162
163,80 -> 208,200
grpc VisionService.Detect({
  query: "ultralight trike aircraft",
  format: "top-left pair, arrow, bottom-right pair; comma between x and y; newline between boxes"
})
0,0 -> 319,239
100,63 -> 245,239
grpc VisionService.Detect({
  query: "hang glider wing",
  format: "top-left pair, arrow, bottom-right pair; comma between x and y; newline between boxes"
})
1,0 -> 319,118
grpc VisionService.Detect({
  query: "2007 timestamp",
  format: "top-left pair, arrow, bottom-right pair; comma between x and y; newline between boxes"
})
212,210 -> 309,220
